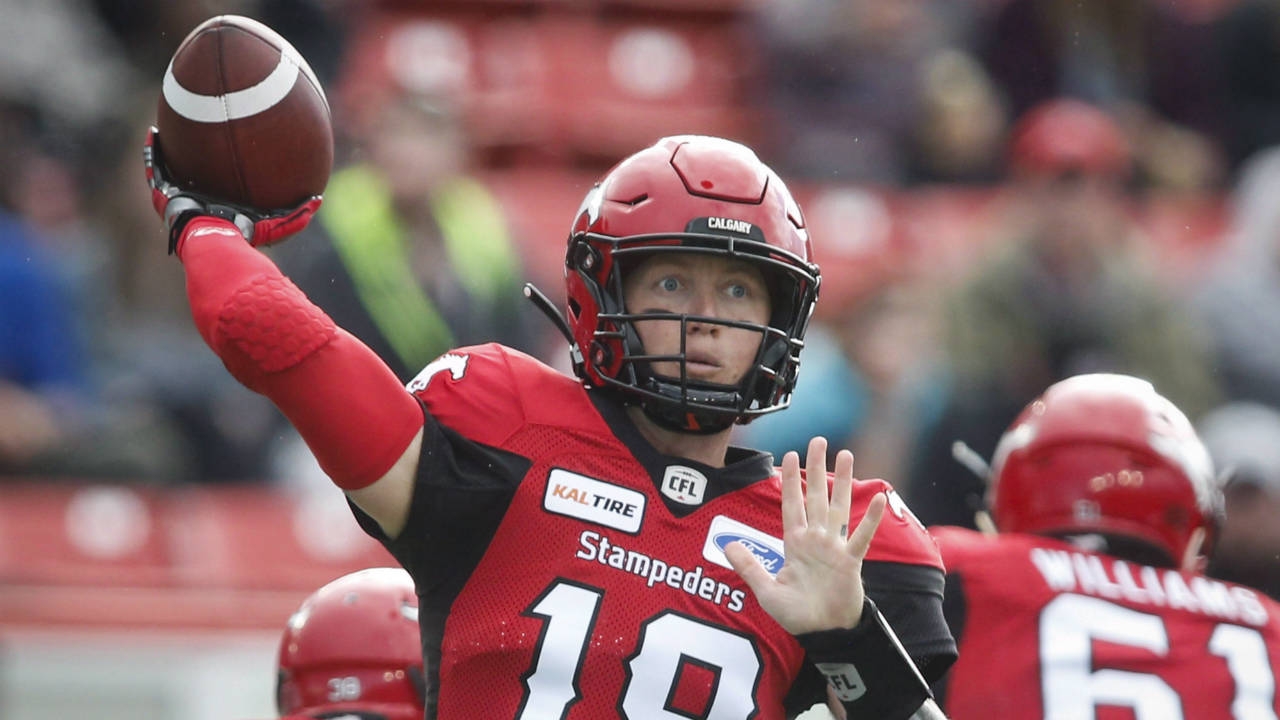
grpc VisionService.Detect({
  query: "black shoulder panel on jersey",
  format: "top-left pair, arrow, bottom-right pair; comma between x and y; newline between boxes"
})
353,406 -> 533,589
862,560 -> 958,684
348,405 -> 534,719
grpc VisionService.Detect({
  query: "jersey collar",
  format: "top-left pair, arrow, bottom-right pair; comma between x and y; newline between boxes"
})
589,389 -> 775,517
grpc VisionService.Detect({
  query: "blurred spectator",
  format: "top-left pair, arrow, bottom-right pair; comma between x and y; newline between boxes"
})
0,0 -> 136,135
1213,0 -> 1280,170
979,0 -> 1225,189
266,79 -> 541,487
274,90 -> 537,384
88,0 -> 347,89
1195,145 -> 1280,408
0,95 -> 194,482
0,206 -> 82,471
906,99 -> 1219,527
748,0 -> 990,184
979,0 -> 1220,138
1199,401 -> 1280,600
60,0 -> 354,484
0,216 -> 189,483
736,280 -> 950,492
909,49 -> 1008,184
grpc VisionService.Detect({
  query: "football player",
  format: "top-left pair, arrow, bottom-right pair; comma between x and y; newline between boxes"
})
145,131 -> 956,719
932,374 -> 1280,718
275,568 -> 423,720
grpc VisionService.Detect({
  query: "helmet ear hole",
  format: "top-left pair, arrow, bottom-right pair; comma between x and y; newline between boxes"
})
590,341 -> 612,368
573,243 -> 599,272
567,298 -> 582,320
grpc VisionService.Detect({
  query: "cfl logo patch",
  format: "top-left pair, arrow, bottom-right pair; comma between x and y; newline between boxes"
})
816,663 -> 867,702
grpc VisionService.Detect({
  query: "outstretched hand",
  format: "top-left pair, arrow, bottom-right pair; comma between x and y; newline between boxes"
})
726,436 -> 886,635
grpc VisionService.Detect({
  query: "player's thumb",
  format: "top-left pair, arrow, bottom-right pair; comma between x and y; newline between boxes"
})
725,541 -> 772,594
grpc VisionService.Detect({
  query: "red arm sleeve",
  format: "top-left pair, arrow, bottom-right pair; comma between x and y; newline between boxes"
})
177,217 -> 422,488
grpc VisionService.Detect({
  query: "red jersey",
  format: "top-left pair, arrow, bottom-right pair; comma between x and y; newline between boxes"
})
933,525 -> 1280,720
352,344 -> 955,720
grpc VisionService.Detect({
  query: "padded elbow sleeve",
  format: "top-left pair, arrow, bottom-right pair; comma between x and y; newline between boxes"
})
180,217 -> 422,489
214,272 -> 338,379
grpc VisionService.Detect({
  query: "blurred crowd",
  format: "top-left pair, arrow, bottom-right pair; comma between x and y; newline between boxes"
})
4,0 -> 1280,597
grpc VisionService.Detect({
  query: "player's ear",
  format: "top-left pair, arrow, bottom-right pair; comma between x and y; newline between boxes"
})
1180,526 -> 1207,573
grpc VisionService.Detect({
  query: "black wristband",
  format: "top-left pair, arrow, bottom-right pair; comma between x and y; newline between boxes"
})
166,200 -> 254,254
795,598 -> 933,720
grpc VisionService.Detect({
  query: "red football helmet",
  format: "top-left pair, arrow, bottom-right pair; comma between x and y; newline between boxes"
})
562,135 -> 820,433
989,374 -> 1219,567
276,568 -> 423,720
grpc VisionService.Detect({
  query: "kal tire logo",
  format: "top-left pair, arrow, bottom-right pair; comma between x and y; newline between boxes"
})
543,468 -> 646,534
702,515 -> 785,576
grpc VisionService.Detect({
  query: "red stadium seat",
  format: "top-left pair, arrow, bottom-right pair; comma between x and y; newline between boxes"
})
175,487 -> 395,592
0,482 -> 395,631
338,8 -> 568,163
539,16 -> 760,161
481,166 -> 601,289
0,484 -> 174,588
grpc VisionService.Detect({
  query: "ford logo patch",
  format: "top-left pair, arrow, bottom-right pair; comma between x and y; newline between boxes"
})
713,533 -> 784,573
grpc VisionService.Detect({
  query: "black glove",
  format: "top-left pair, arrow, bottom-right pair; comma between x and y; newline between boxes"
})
143,126 -> 322,254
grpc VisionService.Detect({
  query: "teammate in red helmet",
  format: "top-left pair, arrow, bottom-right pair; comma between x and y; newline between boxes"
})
145,131 -> 956,719
274,568 -> 423,720
932,374 -> 1280,719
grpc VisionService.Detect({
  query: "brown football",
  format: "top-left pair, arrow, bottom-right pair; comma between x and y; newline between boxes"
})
156,15 -> 333,210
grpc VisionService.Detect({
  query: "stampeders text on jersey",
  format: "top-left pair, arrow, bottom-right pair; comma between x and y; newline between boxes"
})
576,530 -> 748,612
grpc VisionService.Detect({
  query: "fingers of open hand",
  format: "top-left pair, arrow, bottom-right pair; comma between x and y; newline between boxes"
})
780,450 -> 806,534
725,539 -> 771,596
828,449 -> 855,537
804,436 -> 829,527
847,491 -> 887,561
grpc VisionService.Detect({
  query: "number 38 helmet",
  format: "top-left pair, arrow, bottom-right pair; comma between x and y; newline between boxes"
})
560,135 -> 821,433
989,374 -> 1220,568
276,568 -> 423,720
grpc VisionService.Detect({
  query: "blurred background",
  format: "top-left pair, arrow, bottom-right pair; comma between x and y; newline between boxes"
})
4,0 -> 1280,717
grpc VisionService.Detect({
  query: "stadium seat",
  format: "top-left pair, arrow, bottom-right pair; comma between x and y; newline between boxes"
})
539,15 -> 760,161
0,483 -> 395,631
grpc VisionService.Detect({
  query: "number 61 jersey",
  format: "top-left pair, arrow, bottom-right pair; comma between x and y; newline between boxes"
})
350,344 -> 956,720
933,525 -> 1280,720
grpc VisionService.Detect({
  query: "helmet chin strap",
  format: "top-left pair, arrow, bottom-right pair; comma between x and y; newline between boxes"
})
635,369 -> 739,434
638,396 -> 734,435
524,282 -> 583,368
